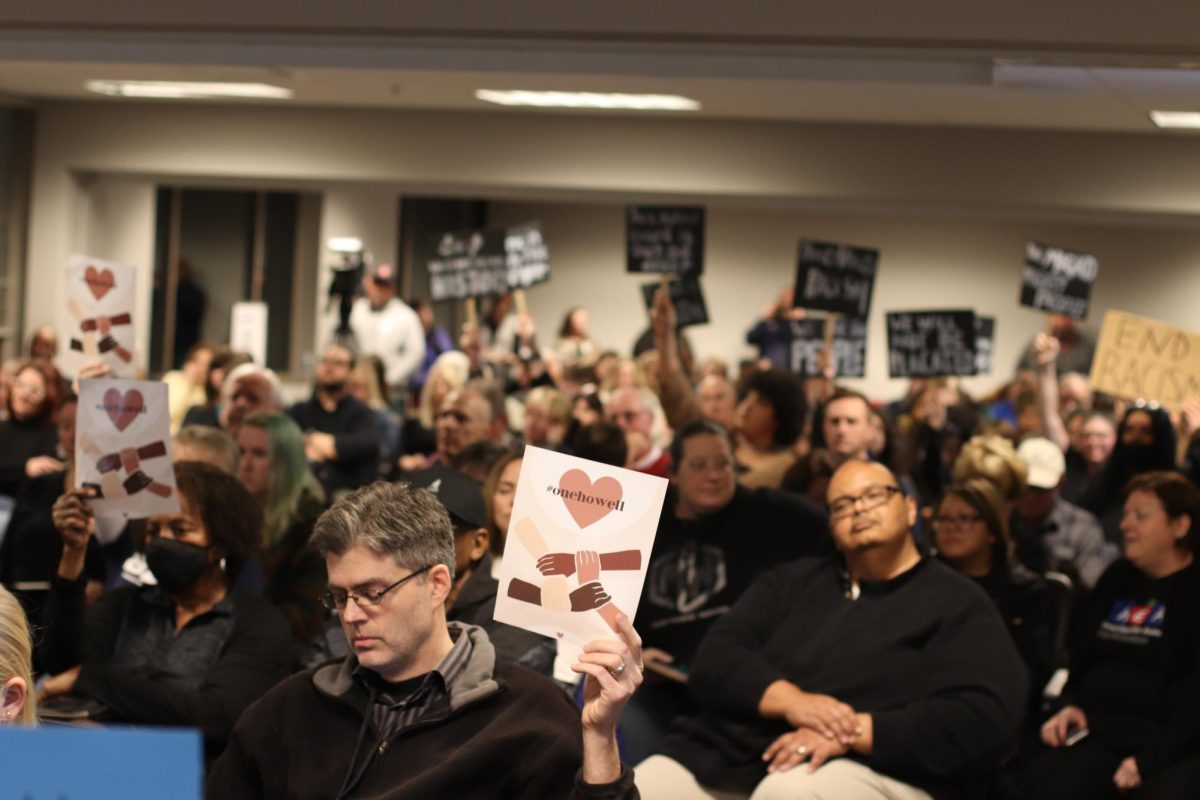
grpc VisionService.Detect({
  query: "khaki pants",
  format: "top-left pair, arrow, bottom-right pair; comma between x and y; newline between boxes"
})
634,754 -> 934,800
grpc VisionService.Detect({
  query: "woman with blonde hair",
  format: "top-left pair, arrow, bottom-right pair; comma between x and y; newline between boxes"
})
953,434 -> 1029,504
399,351 -> 471,469
0,586 -> 35,724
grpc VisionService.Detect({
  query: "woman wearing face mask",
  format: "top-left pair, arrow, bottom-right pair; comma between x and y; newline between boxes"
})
1028,471 -> 1200,799
0,586 -> 36,725
236,411 -> 328,645
38,461 -> 291,757
1081,403 -> 1178,545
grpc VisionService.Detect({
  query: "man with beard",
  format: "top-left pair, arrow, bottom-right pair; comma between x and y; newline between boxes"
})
288,343 -> 380,495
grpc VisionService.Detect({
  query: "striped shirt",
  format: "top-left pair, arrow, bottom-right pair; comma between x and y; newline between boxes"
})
354,625 -> 474,746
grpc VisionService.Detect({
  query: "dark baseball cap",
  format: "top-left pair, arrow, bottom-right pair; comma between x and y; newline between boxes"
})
405,466 -> 488,530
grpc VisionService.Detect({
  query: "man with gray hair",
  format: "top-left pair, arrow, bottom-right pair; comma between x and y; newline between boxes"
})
607,386 -> 671,478
207,481 -> 641,799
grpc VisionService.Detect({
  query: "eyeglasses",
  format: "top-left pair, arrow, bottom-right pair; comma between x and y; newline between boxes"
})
322,565 -> 433,612
931,514 -> 984,530
13,381 -> 45,400
829,485 -> 901,520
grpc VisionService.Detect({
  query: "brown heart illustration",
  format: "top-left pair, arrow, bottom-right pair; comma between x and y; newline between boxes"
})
85,266 -> 116,300
558,469 -> 623,529
103,388 -> 144,432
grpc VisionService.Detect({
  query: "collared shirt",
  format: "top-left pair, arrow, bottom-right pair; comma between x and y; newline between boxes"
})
1014,498 -> 1117,590
353,625 -> 474,744
110,586 -> 236,689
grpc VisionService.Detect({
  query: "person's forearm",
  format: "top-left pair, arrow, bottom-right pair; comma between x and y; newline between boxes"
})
1036,363 -> 1068,451
58,546 -> 87,581
758,679 -> 805,722
850,713 -> 874,755
580,729 -> 622,785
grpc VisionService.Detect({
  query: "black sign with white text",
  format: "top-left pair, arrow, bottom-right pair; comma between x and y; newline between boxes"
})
626,206 -> 705,275
428,222 -> 550,301
787,317 -> 868,378
1019,241 -> 1096,320
793,239 -> 878,318
886,310 -> 978,378
641,277 -> 709,328
975,316 -> 995,374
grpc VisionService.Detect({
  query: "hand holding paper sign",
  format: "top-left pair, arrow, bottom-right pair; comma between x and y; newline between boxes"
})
51,487 -> 97,582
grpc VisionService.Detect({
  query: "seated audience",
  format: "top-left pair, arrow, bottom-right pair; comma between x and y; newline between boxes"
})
953,434 -> 1028,507
1064,410 -> 1117,504
39,461 -> 291,757
484,449 -> 523,560
636,459 -> 1028,799
288,342 -> 380,496
1028,471 -> 1200,799
401,349 -> 471,464
0,585 -> 35,724
809,389 -> 876,467
164,342 -> 215,435
450,440 -> 509,486
172,424 -> 239,473
237,411 -> 328,644
556,305 -> 597,368
569,421 -> 629,468
402,386 -> 505,473
180,348 -> 252,428
206,481 -> 642,799
522,386 -> 571,449
349,354 -> 402,475
733,369 -> 804,489
627,419 -> 829,764
1011,436 -> 1117,589
933,479 -> 1057,708
216,362 -> 284,431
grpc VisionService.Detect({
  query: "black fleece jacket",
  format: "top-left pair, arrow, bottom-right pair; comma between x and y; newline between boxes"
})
660,556 -> 1028,799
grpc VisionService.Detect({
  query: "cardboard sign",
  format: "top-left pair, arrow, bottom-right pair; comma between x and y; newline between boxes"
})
494,446 -> 667,645
626,205 -> 705,275
975,316 -> 995,374
787,317 -> 868,378
63,255 -> 137,378
793,239 -> 878,319
230,302 -> 268,367
1089,309 -> 1200,409
640,276 -> 709,328
75,379 -> 180,517
0,726 -> 201,799
886,310 -> 978,378
1020,241 -> 1097,320
504,222 -> 551,291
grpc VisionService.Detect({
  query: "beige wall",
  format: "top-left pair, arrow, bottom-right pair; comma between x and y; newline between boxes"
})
23,100 -> 1200,396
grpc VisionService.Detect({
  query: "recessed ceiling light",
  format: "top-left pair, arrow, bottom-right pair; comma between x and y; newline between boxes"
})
1149,110 -> 1200,129
475,90 -> 700,111
85,80 -> 293,100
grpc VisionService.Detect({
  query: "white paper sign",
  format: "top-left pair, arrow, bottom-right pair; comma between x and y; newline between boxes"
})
62,255 -> 137,379
493,446 -> 667,644
230,302 -> 268,367
74,379 -> 179,517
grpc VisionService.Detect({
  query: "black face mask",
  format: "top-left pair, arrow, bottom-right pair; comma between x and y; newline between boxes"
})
145,538 -> 213,593
318,380 -> 346,395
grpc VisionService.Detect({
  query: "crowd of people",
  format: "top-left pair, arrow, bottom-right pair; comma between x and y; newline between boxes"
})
0,266 -> 1196,800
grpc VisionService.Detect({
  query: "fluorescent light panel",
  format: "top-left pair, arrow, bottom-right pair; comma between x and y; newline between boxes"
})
85,80 -> 292,100
327,237 -> 364,254
475,89 -> 700,111
1149,110 -> 1200,129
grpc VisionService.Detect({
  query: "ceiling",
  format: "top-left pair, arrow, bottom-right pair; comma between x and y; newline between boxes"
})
1,3 -> 1200,135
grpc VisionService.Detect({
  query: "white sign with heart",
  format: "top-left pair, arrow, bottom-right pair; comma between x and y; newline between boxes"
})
62,254 -> 138,379
492,445 -> 668,645
74,379 -> 179,517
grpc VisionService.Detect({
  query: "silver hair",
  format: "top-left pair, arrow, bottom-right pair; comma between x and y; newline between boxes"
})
220,362 -> 284,409
310,481 -> 455,580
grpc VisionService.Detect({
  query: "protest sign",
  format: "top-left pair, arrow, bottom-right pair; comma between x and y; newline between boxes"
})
428,221 -> 550,301
504,222 -> 551,291
975,316 -> 995,374
1,726 -> 201,800
230,302 -> 268,367
1089,310 -> 1200,409
886,310 -> 978,378
792,239 -> 878,319
1019,241 -> 1097,320
626,205 -> 705,275
787,317 -> 868,378
641,276 -> 709,328
494,446 -> 667,645
75,379 -> 179,517
63,255 -> 137,378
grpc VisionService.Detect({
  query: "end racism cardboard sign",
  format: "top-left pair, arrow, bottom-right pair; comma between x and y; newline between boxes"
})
1089,310 -> 1200,409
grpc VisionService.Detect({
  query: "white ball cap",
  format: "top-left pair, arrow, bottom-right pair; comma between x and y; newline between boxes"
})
1017,437 -> 1066,489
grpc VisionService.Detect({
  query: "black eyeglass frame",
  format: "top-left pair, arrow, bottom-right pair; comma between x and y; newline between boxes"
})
322,564 -> 434,612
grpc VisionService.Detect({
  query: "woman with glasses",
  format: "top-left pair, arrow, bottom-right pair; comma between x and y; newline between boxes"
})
38,461 -> 291,759
0,360 -> 65,500
1029,471 -> 1200,799
933,479 -> 1057,710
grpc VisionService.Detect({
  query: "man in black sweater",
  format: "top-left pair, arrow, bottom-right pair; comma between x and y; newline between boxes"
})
635,460 -> 1028,800
288,343 -> 380,495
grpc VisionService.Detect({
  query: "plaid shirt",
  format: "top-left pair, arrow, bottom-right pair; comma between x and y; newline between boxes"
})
353,625 -> 474,745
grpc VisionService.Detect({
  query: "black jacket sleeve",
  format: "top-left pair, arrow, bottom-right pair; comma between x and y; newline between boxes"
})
73,594 -> 292,746
41,573 -> 128,673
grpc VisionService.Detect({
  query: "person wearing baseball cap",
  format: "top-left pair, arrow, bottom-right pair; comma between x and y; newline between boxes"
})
348,263 -> 425,405
406,466 -> 554,676
1013,437 -> 1116,590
